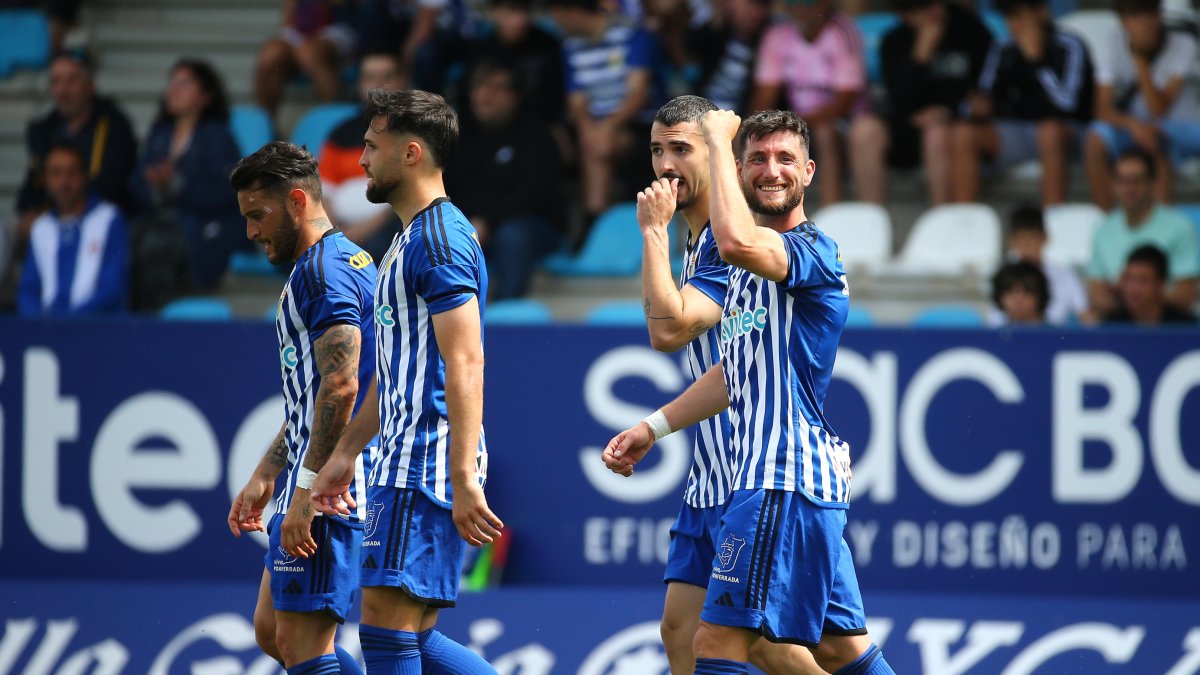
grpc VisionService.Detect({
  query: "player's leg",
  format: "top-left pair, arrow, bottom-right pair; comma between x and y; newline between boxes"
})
920,118 -> 952,206
275,610 -> 339,673
847,113 -> 887,205
692,622 -> 758,672
660,502 -> 718,674
1036,119 -> 1071,205
253,568 -> 283,663
359,586 -> 426,674
949,120 -> 999,203
748,640 -> 828,675
810,122 -> 843,205
416,606 -> 494,675
810,529 -> 894,674
662,583 -> 705,673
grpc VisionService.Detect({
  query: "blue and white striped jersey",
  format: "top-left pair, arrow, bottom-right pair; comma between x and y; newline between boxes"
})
720,222 -> 853,508
679,224 -> 734,508
371,198 -> 488,508
275,231 -> 378,525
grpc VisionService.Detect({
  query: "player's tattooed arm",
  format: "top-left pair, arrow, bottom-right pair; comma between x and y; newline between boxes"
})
255,421 -> 289,479
643,296 -> 676,321
304,324 -> 362,473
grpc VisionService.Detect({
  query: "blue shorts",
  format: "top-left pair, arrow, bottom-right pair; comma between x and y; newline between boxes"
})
359,485 -> 464,607
663,502 -> 723,587
265,513 -> 361,622
1089,119 -> 1200,165
700,489 -> 868,647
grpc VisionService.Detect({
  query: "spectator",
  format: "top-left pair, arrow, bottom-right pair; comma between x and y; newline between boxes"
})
254,0 -> 358,116
990,260 -> 1050,325
131,59 -> 243,292
882,0 -> 993,204
1084,0 -> 1200,210
318,51 -> 404,261
685,0 -> 772,115
985,204 -> 1086,325
950,0 -> 1092,205
749,0 -> 887,205
359,0 -> 490,94
18,143 -> 128,317
446,60 -> 565,299
16,49 -> 138,237
1104,244 -> 1197,325
551,0 -> 664,222
1088,148 -> 1199,316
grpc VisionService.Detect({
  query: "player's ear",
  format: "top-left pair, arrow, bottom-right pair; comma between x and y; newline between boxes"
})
287,187 -> 308,215
405,140 -> 423,166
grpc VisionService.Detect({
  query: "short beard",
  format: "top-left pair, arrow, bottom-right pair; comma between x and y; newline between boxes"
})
268,210 -> 301,265
742,181 -> 803,216
365,175 -> 400,204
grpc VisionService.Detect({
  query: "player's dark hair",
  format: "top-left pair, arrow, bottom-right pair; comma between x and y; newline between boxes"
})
1114,147 -> 1158,180
991,261 -> 1050,315
1126,244 -> 1170,281
1116,0 -> 1159,15
229,141 -> 323,202
1008,204 -> 1045,235
364,88 -> 459,168
736,110 -> 811,156
994,0 -> 1046,16
655,95 -> 718,127
154,58 -> 231,126
44,141 -> 87,172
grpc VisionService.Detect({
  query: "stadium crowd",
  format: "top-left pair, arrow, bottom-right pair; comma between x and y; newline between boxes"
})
2,0 -> 1199,326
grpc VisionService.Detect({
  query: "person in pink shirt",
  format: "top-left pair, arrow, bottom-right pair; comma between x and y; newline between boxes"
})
749,0 -> 887,205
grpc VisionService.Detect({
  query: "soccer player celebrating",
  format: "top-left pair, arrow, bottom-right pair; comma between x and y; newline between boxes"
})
637,95 -> 826,675
605,109 -> 895,675
227,141 -> 377,675
310,89 -> 501,675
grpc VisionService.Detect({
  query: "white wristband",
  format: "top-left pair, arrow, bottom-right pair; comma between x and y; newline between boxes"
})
643,409 -> 673,440
296,466 -> 318,489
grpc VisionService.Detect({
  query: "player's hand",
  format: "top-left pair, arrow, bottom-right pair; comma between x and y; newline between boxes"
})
281,488 -> 319,558
451,480 -> 504,547
311,452 -> 356,517
228,475 -> 273,537
636,177 -> 678,233
700,109 -> 742,143
601,423 -> 656,477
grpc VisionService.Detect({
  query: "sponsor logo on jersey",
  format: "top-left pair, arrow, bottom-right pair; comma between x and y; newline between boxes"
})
349,251 -> 372,269
720,307 -> 768,343
280,346 -> 298,369
375,305 -> 395,327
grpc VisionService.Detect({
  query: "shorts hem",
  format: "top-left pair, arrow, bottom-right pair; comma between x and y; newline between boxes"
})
662,577 -> 708,589
361,581 -> 457,609
823,626 -> 869,636
270,600 -> 347,625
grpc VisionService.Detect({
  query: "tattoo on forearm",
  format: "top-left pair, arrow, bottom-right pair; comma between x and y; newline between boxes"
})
266,432 -> 288,468
305,325 -> 360,470
315,325 -> 359,377
643,297 -> 676,321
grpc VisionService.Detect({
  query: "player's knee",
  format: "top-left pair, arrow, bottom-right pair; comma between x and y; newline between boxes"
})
691,622 -> 724,659
660,614 -> 692,652
253,615 -> 279,660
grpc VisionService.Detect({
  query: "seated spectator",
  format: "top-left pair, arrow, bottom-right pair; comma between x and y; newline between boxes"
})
18,143 -> 128,317
882,0 -> 993,204
1084,0 -> 1200,210
749,0 -> 887,205
987,204 -> 1087,325
1104,244 -> 1197,325
950,0 -> 1092,205
318,51 -> 404,261
551,0 -> 664,222
131,59 -> 243,292
990,260 -> 1050,325
1088,148 -> 1198,317
446,60 -> 565,299
685,0 -> 772,115
255,0 -> 359,116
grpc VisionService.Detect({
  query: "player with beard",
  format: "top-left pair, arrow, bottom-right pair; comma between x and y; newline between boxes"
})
635,95 -> 827,675
308,89 -> 501,675
603,109 -> 895,675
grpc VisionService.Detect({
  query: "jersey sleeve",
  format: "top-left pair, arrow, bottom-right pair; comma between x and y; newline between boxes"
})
411,219 -> 484,315
780,229 -> 836,291
299,244 -> 373,340
685,237 -> 730,307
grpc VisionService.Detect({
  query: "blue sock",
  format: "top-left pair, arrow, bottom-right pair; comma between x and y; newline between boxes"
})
417,629 -> 497,674
833,644 -> 896,675
359,624 -> 421,675
693,657 -> 750,674
287,653 -> 339,675
335,645 -> 365,675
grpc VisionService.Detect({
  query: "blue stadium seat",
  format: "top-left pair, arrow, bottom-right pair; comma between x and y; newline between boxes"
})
0,10 -> 50,77
229,105 -> 273,157
585,300 -> 646,326
855,13 -> 901,85
160,297 -> 234,321
486,299 -> 554,326
542,203 -> 641,276
290,103 -> 359,158
911,305 -> 984,328
845,305 -> 875,327
228,249 -> 284,277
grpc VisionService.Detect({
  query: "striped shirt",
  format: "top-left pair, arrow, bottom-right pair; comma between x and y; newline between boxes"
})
563,17 -> 662,123
371,198 -> 488,507
679,224 -> 734,508
275,231 -> 378,525
720,222 -> 853,508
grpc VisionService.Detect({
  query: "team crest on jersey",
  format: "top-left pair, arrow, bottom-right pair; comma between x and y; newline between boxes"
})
348,251 -> 372,269
721,307 -> 768,343
363,501 -> 385,546
714,534 -> 746,574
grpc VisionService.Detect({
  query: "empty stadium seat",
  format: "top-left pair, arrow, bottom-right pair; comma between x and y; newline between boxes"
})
813,202 -> 893,272
0,10 -> 50,77
486,299 -> 554,325
542,203 -> 641,276
892,204 -> 1002,275
911,304 -> 985,327
585,300 -> 646,326
160,297 -> 234,321
1056,10 -> 1118,63
229,105 -> 273,157
228,249 -> 283,277
1044,202 -> 1104,268
855,13 -> 901,85
290,103 -> 359,158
